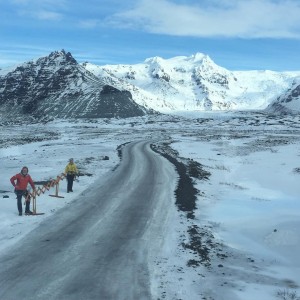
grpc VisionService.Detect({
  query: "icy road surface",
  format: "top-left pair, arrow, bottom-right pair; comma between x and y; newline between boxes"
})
0,140 -> 177,300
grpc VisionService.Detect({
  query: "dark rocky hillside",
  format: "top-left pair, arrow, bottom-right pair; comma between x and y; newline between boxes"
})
0,50 -> 149,120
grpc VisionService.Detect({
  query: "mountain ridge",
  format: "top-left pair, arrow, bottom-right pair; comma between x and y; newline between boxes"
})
1,50 -> 300,121
0,50 -> 149,120
83,53 -> 300,113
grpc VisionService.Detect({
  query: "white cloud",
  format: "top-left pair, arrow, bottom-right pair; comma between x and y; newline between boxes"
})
107,0 -> 300,39
78,19 -> 99,29
0,57 -> 19,67
12,0 -> 67,7
0,45 -> 60,68
12,0 -> 66,21
33,10 -> 63,20
17,9 -> 63,20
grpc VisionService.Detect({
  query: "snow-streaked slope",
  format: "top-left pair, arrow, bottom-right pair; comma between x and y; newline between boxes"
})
83,53 -> 300,112
0,50 -> 149,119
266,77 -> 300,114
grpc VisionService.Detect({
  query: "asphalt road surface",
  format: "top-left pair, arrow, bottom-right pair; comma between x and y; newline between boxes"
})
0,140 -> 177,300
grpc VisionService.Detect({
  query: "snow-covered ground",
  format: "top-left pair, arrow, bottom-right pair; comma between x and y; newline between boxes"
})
1,112 -> 300,300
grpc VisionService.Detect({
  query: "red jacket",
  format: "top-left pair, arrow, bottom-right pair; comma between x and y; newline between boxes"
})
10,173 -> 35,191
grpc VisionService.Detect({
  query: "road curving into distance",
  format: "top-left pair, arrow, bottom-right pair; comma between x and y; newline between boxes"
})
0,140 -> 178,300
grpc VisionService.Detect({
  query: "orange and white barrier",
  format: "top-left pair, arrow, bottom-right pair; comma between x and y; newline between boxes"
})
25,173 -> 66,215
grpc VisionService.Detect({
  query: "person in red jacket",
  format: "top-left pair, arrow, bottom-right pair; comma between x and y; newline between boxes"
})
10,166 -> 36,216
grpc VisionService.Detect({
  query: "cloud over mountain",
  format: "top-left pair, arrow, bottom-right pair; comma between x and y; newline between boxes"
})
108,0 -> 300,38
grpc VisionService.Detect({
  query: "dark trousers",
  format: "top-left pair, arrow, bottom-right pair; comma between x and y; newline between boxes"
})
15,190 -> 30,213
67,174 -> 75,192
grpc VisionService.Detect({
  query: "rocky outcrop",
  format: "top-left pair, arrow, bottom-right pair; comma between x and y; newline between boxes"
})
266,81 -> 300,114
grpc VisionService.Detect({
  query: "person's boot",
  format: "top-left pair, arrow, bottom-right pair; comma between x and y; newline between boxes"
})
25,211 -> 33,215
19,212 -> 22,216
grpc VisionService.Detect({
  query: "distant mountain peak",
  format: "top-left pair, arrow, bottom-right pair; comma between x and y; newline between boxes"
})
0,50 -> 149,119
189,52 -> 207,62
143,53 -> 218,73
144,53 -> 211,65
144,56 -> 164,65
40,49 -> 77,65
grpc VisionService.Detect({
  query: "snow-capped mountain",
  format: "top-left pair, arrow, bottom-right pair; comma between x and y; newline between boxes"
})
1,50 -> 300,121
83,53 -> 300,113
0,50 -> 148,120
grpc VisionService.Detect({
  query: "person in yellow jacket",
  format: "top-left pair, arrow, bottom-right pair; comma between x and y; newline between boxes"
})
65,158 -> 78,193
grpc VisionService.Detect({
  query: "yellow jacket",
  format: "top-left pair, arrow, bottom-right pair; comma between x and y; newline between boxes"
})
65,163 -> 78,175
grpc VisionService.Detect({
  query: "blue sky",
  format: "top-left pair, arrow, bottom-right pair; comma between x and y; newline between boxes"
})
1,0 -> 300,71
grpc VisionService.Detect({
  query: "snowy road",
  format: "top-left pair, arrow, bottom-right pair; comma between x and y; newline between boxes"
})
0,140 -> 177,300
